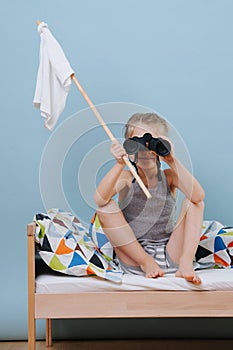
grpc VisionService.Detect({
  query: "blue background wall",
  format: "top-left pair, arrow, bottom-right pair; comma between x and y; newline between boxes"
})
1,0 -> 233,340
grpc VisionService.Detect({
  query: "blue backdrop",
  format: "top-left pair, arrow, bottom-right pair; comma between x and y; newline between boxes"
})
1,0 -> 233,340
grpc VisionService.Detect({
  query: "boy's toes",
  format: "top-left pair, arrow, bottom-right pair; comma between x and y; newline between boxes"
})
146,271 -> 158,278
146,269 -> 164,278
193,275 -> 202,284
158,269 -> 164,277
176,269 -> 201,284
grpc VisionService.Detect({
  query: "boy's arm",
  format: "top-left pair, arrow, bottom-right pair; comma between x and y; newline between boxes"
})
94,140 -> 131,206
165,156 -> 205,204
94,163 -> 130,206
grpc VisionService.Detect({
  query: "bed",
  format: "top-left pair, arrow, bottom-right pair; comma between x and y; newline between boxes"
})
27,222 -> 233,350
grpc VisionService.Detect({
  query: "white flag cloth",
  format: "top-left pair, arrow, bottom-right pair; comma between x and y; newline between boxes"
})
33,22 -> 74,130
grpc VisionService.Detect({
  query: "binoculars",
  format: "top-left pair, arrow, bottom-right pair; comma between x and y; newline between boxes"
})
123,133 -> 171,157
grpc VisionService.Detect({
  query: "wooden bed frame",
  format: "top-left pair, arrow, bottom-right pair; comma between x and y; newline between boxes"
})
27,222 -> 233,350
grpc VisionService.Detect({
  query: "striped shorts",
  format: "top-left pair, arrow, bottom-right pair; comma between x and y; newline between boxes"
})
116,244 -> 178,276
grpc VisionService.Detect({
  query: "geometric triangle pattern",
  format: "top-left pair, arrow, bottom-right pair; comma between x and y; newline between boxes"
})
89,212 -> 114,262
34,208 -> 123,282
68,251 -> 87,268
89,253 -> 105,270
55,238 -> 74,255
41,234 -> 53,252
195,245 -> 213,262
49,254 -> 67,270
195,220 -> 233,269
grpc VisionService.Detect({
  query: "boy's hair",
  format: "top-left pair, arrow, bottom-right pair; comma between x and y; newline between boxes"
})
124,113 -> 169,138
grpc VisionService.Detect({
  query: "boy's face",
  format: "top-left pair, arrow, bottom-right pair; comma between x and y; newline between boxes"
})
130,125 -> 159,170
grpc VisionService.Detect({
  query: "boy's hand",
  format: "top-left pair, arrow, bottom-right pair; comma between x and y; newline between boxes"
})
110,140 -> 126,165
159,136 -> 175,164
150,136 -> 175,163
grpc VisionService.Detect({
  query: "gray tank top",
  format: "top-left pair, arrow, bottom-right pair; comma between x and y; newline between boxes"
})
118,171 -> 176,247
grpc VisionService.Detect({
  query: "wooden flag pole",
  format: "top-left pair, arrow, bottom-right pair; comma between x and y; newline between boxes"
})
71,74 -> 152,199
36,20 -> 151,199
71,74 -> 115,141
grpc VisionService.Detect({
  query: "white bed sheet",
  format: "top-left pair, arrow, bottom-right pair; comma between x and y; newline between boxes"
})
36,269 -> 233,293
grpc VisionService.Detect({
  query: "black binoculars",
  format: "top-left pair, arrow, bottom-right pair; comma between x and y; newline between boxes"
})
123,133 -> 171,157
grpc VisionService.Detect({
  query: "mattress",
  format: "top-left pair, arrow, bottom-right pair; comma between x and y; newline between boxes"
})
36,268 -> 233,293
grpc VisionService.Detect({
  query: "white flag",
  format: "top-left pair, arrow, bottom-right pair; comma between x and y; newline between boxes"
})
33,22 -> 74,130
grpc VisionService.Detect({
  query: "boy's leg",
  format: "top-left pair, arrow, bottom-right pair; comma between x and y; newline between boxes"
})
97,200 -> 164,277
166,198 -> 204,284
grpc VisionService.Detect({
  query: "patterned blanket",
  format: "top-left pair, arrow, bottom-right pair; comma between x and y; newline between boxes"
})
34,208 -> 123,282
195,220 -> 233,269
34,209 -> 233,283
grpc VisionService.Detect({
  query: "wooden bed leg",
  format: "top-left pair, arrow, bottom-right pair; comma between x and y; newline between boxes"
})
46,318 -> 52,347
28,223 -> 36,350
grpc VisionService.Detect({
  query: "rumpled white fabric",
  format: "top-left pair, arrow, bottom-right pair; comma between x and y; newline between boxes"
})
36,269 -> 233,293
33,22 -> 74,130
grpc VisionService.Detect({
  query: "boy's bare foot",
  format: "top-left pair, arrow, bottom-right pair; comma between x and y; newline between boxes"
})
141,256 -> 164,278
175,262 -> 201,284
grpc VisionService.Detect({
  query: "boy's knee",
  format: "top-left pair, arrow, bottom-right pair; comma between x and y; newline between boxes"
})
96,199 -> 121,217
183,198 -> 205,211
191,199 -> 205,211
196,200 -> 205,210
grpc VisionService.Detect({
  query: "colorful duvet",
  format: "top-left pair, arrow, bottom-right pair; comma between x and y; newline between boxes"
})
195,220 -> 233,268
34,208 -> 123,282
34,209 -> 233,283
